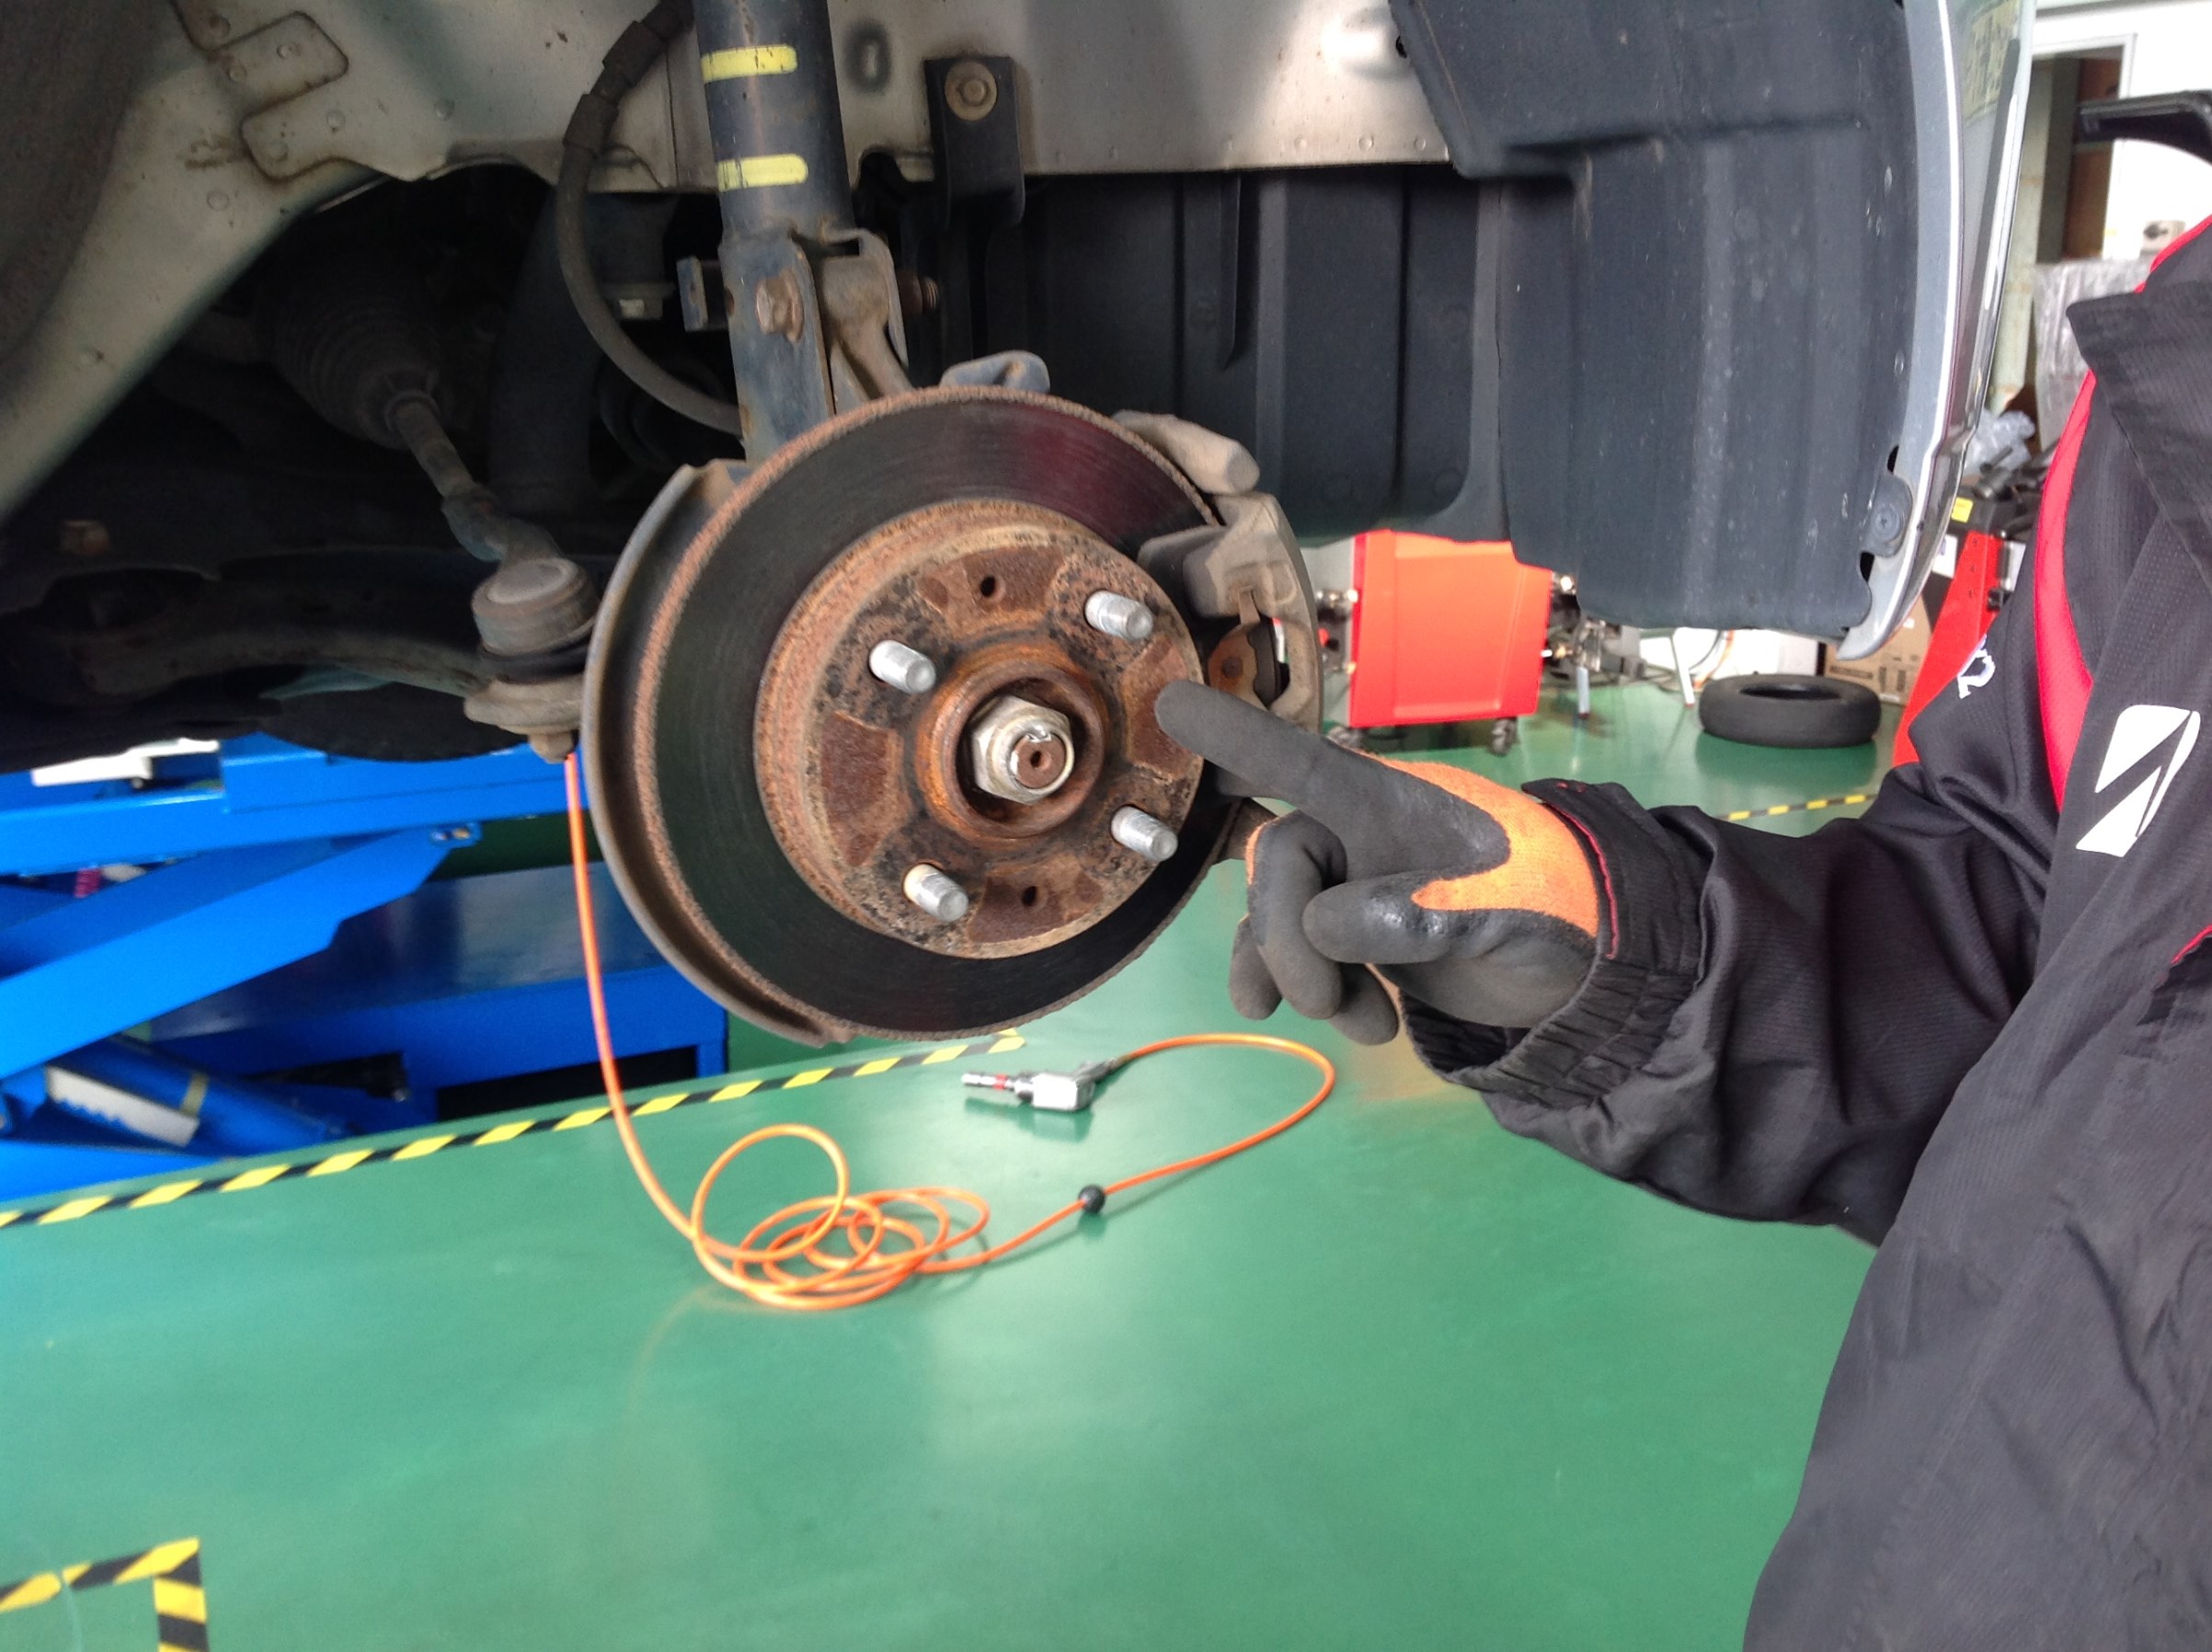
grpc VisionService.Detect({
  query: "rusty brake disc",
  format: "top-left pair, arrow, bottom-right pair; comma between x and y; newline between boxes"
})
583,387 -> 1232,1044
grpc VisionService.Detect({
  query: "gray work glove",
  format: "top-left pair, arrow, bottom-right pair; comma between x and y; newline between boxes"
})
1155,683 -> 1600,1044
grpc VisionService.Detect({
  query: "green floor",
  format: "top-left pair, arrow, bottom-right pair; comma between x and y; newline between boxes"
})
0,685 -> 1893,1652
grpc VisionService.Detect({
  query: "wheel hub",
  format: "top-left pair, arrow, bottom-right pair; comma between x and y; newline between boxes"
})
755,498 -> 1204,958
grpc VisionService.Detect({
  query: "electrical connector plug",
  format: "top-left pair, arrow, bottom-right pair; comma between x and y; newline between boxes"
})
961,1059 -> 1119,1113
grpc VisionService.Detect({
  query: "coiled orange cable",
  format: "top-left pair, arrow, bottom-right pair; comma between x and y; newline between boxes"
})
563,755 -> 1334,1309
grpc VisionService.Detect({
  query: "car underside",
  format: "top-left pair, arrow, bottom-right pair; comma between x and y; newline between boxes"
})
0,0 -> 2028,1037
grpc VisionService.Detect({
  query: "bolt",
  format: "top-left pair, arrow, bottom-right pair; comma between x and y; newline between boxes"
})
1084,591 -> 1153,642
945,59 -> 999,120
904,864 -> 969,923
1111,806 -> 1179,864
754,270 -> 803,340
868,638 -> 937,695
896,269 -> 940,320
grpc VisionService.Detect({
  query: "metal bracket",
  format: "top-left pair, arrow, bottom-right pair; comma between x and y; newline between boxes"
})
819,227 -> 914,410
166,7 -> 354,181
923,55 -> 1026,228
1140,493 -> 1324,732
719,228 -> 836,457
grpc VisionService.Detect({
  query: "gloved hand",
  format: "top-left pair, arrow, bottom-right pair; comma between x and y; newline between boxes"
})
1154,682 -> 1599,1044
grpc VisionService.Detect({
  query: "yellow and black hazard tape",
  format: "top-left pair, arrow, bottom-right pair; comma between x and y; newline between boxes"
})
1722,792 -> 1872,823
0,1536 -> 207,1650
0,1034 -> 1025,1234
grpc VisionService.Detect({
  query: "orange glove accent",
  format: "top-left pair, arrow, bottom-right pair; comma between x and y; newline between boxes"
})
1391,761 -> 1599,935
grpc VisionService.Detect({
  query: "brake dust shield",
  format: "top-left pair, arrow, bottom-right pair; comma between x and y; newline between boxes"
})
583,387 -> 1231,1044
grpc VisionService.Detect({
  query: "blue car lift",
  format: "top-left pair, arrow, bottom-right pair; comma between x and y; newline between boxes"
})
0,738 -> 728,1202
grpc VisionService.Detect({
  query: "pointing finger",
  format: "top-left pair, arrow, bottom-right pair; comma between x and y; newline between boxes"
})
1154,683 -> 1386,843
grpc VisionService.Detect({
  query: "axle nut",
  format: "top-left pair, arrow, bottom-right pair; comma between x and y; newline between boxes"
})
968,694 -> 1077,804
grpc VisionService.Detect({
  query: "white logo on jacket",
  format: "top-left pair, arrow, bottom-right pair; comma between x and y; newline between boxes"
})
1956,642 -> 1995,697
2076,705 -> 2201,856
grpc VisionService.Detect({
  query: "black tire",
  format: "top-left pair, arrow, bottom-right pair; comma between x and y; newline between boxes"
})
1697,673 -> 1881,748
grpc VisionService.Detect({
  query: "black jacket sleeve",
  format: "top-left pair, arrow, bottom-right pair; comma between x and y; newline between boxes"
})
1407,580 -> 2056,1243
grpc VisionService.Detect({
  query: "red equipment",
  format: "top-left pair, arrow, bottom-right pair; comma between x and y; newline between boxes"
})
1346,533 -> 1552,728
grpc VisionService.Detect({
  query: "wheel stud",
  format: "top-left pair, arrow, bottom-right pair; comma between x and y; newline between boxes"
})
903,864 -> 970,922
1110,807 -> 1178,864
1084,591 -> 1153,642
869,639 -> 938,694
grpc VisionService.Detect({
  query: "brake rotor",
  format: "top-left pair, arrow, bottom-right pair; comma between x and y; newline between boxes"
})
584,387 -> 1230,1043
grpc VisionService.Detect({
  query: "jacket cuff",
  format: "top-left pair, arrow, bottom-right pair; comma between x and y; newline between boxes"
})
1404,780 -> 1707,1105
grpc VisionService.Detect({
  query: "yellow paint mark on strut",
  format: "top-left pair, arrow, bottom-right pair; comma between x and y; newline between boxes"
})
308,1150 -> 372,1177
922,1045 -> 967,1066
784,1067 -> 834,1088
854,1058 -> 901,1078
716,154 -> 809,190
390,1135 -> 454,1162
221,1164 -> 289,1192
116,1541 -> 198,1584
1765,804 -> 1792,816
474,1119 -> 535,1145
38,1196 -> 111,1223
710,1081 -> 762,1102
131,1180 -> 202,1208
987,1034 -> 1026,1054
632,1094 -> 686,1117
556,1107 -> 610,1131
701,43 -> 798,79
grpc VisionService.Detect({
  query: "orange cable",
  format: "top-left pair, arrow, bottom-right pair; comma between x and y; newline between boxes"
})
563,755 -> 1334,1309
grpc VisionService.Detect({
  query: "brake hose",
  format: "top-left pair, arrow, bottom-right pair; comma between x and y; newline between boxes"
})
557,0 -> 749,439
